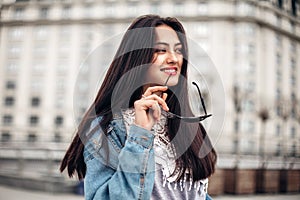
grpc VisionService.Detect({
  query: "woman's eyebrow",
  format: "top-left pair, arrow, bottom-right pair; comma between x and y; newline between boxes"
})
155,42 -> 182,46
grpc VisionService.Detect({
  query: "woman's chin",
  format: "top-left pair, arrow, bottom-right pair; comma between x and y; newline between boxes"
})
166,81 -> 179,87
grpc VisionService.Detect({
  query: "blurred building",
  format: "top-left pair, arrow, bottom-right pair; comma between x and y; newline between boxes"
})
0,0 -> 299,170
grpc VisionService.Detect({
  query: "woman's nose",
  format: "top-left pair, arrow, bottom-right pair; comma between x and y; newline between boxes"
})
166,51 -> 178,63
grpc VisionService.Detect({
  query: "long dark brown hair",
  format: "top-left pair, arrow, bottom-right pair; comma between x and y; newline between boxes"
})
60,14 -> 216,181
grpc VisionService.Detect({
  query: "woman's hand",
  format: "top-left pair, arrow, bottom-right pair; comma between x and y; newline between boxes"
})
134,86 -> 169,130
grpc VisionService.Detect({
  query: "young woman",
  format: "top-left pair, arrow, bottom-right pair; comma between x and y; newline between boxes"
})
60,15 -> 216,200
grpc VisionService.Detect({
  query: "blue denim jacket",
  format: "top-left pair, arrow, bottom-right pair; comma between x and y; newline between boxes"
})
83,116 -> 212,200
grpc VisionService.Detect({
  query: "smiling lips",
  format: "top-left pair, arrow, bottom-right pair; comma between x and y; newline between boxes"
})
160,67 -> 177,75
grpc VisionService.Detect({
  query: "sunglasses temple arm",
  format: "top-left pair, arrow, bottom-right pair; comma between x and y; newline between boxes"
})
164,74 -> 172,86
192,82 -> 208,116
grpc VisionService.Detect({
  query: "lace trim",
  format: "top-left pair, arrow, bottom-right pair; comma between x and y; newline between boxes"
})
121,108 -> 208,194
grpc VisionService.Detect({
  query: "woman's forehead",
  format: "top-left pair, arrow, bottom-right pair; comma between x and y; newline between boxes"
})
155,25 -> 180,44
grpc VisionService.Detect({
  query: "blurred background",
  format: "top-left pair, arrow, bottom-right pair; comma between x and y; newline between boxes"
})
0,0 -> 299,199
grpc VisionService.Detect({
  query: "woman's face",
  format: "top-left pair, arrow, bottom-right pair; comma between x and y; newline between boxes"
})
146,24 -> 183,87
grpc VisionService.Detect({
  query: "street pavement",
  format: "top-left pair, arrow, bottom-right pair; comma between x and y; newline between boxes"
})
0,185 -> 299,200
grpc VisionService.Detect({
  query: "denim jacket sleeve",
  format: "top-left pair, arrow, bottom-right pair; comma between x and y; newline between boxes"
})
83,118 -> 156,200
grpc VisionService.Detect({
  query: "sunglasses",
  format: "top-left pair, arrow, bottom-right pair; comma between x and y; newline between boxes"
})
161,75 -> 212,123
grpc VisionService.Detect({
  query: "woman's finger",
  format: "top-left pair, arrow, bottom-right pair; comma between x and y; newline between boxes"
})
141,94 -> 169,111
162,93 -> 168,101
143,86 -> 168,97
134,99 -> 162,129
134,99 -> 161,112
150,101 -> 161,121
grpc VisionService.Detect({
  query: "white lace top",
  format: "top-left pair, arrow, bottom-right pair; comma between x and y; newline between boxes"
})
121,108 -> 208,199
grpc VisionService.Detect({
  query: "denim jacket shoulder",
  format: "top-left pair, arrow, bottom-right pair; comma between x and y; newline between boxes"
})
83,114 -> 156,200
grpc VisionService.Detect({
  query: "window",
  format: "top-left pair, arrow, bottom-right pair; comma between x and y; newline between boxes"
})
290,40 -> 297,53
8,45 -> 22,58
243,100 -> 255,112
197,2 -> 208,14
248,43 -> 255,55
4,97 -> 15,106
29,115 -> 39,126
290,58 -> 296,70
8,27 -> 24,41
194,23 -> 208,37
290,74 -> 296,86
245,81 -> 255,92
234,119 -> 239,132
291,107 -> 296,119
40,7 -> 49,19
31,97 -> 40,107
56,77 -> 66,92
276,14 -> 282,26
80,26 -> 93,57
1,132 -> 11,143
243,120 -> 255,133
2,115 -> 13,125
233,140 -> 238,154
102,24 -> 115,38
234,23 -> 256,36
6,81 -> 16,90
290,20 -> 296,33
290,127 -> 296,138
276,105 -> 281,116
34,43 -> 47,57
236,1 -> 255,16
245,24 -> 256,36
54,116 -> 64,126
197,41 -> 209,53
275,143 -> 281,156
291,143 -> 296,156
276,53 -> 282,66
150,2 -> 160,14
55,95 -> 65,108
27,132 -> 37,143
104,3 -> 115,17
80,62 -> 90,74
59,42 -> 70,55
276,69 -> 282,82
173,2 -> 184,16
291,93 -> 297,119
276,33 -> 282,47
59,26 -> 71,39
277,0 -> 283,9
14,7 -> 24,19
291,92 -> 296,102
34,26 -> 48,40
62,6 -> 71,19
238,43 -> 253,54
30,78 -> 43,91
127,2 -> 138,17
83,4 -> 92,17
77,81 -> 89,92
54,132 -> 62,143
57,59 -> 69,74
276,124 -> 281,136
32,62 -> 45,73
244,140 -> 255,155
6,62 -> 19,73
291,0 -> 297,16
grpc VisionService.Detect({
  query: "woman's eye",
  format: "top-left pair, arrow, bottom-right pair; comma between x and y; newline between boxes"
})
175,48 -> 183,54
155,48 -> 167,53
